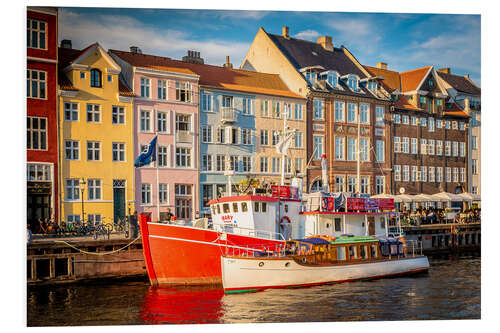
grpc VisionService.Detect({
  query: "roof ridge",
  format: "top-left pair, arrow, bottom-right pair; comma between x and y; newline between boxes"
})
401,65 -> 432,75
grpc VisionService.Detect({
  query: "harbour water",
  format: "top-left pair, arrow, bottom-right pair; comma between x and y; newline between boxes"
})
27,255 -> 480,325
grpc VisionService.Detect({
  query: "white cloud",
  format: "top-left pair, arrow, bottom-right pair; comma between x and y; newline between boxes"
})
58,9 -> 250,66
294,29 -> 320,40
216,10 -> 269,20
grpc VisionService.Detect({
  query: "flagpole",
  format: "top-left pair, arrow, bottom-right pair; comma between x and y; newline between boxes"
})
155,130 -> 160,222
281,103 -> 288,185
357,106 -> 361,194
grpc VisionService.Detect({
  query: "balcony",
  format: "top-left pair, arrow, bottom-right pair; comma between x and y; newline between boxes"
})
176,130 -> 193,144
220,107 -> 237,123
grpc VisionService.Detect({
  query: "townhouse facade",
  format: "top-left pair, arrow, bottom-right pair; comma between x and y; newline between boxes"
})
437,68 -> 481,196
27,7 -> 59,230
58,42 -> 136,225
365,64 -> 470,198
242,27 -> 392,195
109,49 -> 200,223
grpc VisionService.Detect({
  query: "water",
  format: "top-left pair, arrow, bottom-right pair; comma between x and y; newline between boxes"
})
27,255 -> 480,326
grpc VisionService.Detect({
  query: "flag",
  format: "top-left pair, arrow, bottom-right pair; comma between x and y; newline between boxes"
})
276,128 -> 295,155
134,136 -> 158,167
321,154 -> 329,191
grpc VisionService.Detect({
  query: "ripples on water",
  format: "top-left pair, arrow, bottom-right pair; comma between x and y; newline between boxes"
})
27,256 -> 480,326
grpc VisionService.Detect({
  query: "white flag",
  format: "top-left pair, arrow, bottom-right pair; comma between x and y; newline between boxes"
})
276,128 -> 295,155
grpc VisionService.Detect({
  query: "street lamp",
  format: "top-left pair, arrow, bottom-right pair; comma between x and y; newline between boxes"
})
80,177 -> 86,223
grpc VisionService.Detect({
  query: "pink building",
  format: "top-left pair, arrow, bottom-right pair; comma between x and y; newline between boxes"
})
109,48 -> 200,222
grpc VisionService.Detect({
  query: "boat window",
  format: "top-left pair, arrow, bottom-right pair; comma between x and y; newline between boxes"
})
349,246 -> 358,259
217,204 -> 221,214
232,202 -> 238,213
241,202 -> 248,212
334,218 -> 342,232
380,218 -> 385,229
284,204 -> 288,213
262,202 -> 267,213
370,244 -> 378,258
360,245 -> 368,259
254,201 -> 260,212
337,246 -> 346,260
223,203 -> 230,213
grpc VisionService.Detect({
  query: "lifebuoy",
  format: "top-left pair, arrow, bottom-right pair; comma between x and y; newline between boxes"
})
280,216 -> 291,226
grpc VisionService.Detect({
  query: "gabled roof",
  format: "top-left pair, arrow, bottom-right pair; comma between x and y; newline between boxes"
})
394,95 -> 422,111
364,65 -> 402,92
437,71 -> 481,95
109,49 -> 303,99
400,66 -> 432,92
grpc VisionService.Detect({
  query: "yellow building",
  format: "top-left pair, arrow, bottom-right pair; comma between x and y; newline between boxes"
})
57,42 -> 136,225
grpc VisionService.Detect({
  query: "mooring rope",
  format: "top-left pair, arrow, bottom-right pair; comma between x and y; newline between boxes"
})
53,236 -> 142,256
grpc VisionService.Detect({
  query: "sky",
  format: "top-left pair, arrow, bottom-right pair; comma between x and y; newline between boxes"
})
58,7 -> 481,86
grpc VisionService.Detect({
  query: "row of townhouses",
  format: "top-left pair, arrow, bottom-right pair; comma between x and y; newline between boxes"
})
27,7 -> 481,228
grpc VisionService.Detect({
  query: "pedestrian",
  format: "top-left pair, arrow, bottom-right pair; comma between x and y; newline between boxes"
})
130,210 -> 139,238
164,208 -> 174,223
27,224 -> 32,243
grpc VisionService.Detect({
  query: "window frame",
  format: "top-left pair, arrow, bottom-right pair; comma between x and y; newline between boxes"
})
27,18 -> 47,50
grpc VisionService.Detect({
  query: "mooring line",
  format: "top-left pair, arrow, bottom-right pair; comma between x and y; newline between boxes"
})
53,236 -> 142,256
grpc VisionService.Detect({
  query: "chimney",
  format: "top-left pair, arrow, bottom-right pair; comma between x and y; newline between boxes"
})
60,39 -> 72,49
223,56 -> 233,69
464,74 -> 470,80
282,26 -> 290,39
317,36 -> 333,51
182,50 -> 204,64
376,62 -> 388,70
438,67 -> 451,74
464,97 -> 470,111
130,46 -> 142,54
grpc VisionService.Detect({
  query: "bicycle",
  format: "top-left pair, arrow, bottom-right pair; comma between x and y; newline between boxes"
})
113,218 -> 130,238
92,220 -> 112,240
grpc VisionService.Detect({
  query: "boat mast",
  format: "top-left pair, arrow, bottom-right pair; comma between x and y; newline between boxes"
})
280,103 -> 288,186
356,106 -> 361,194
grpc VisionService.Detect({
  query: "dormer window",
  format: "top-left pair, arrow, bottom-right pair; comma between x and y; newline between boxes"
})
367,80 -> 378,93
90,69 -> 102,88
347,75 -> 359,91
305,71 -> 318,85
321,71 -> 339,88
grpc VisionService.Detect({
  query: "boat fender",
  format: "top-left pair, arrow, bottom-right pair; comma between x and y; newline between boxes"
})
280,216 -> 291,226
301,257 -> 307,263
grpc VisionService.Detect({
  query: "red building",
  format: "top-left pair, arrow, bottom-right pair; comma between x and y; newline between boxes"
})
27,7 -> 59,230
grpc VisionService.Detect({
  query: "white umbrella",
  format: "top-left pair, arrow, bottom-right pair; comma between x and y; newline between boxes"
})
395,194 -> 413,203
414,193 -> 434,201
432,191 -> 464,202
458,192 -> 480,202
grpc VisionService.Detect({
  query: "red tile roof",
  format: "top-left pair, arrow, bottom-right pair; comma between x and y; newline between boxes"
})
394,95 -> 423,111
443,110 -> 470,118
364,65 -> 401,92
118,79 -> 135,97
109,49 -> 304,99
437,71 -> 481,95
400,66 -> 432,92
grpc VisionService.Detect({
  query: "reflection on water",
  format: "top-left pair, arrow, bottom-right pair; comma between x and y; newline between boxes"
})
27,256 -> 480,326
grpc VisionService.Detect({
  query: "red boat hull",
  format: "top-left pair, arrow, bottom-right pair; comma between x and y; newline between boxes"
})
139,215 -> 283,285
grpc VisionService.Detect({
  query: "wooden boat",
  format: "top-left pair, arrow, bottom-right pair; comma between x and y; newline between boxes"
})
221,236 -> 429,293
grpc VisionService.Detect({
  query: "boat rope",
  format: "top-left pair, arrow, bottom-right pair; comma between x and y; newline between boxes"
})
53,236 -> 141,256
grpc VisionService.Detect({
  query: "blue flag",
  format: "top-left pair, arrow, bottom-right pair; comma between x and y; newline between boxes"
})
134,136 -> 158,167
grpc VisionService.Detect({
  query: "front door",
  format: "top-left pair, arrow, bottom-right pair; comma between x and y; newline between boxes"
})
27,181 -> 51,232
113,180 -> 126,223
368,216 -> 376,235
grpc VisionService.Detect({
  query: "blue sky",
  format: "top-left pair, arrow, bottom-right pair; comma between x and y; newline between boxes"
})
58,7 -> 481,86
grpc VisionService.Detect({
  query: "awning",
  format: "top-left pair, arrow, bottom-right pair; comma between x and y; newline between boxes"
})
431,192 -> 465,202
395,194 -> 414,203
458,192 -> 481,202
414,194 -> 434,202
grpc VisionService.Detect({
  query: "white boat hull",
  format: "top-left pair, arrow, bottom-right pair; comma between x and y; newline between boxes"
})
221,256 -> 429,293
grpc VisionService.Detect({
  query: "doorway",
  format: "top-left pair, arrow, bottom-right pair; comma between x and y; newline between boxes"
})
368,216 -> 376,235
113,179 -> 126,223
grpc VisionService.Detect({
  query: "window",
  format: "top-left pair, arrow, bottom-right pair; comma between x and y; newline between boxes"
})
421,166 -> 427,182
27,19 -> 46,49
241,156 -> 251,172
294,104 -> 303,120
411,116 -> 417,126
367,80 -> 378,93
90,69 -> 102,88
459,122 -> 465,131
445,121 -> 451,129
107,75 -> 113,83
27,117 -> 47,150
411,138 -> 418,154
314,99 -> 324,120
347,75 -> 358,91
86,104 -> 100,123
445,167 -> 451,183
472,159 -> 478,174
335,101 -> 345,122
112,106 -> 125,124
285,157 -> 292,174
337,247 -> 347,261
176,82 -> 193,102
360,103 -> 369,124
140,78 -> 150,98
65,179 -> 80,200
360,138 -> 369,161
460,142 -> 466,157
242,98 -> 253,115
429,167 -> 435,182
436,140 -> 443,155
394,165 -> 401,181
429,117 -> 435,132
428,139 -> 435,155
272,101 -> 280,119
445,141 -> 451,156
460,168 -> 466,183
272,130 -> 280,146
141,184 -> 152,205
420,139 -> 427,155
313,136 -> 324,160
335,137 -> 345,160
87,179 -> 102,200
394,114 -> 401,124
375,176 -> 384,194
436,119 -> 442,128
254,201 -> 260,212
176,147 -> 191,167
64,140 -> 79,160
260,157 -> 268,173
472,186 -> 478,194
376,140 -> 384,162
66,215 -> 81,223
112,142 -> 125,162
420,96 -> 426,104
202,93 -> 213,111
201,154 -> 212,171
420,117 -> 427,127
229,156 -> 239,172
334,176 -> 345,192
437,167 -> 443,183
64,102 -> 79,121
140,110 -> 151,132
158,80 -> 167,100
402,137 -> 410,154
294,132 -> 303,148
360,177 -> 369,194
452,142 -> 459,157
325,71 -> 338,88
159,184 -> 169,205
201,125 -> 212,143
176,114 -> 191,131
305,71 -> 317,85
87,141 -> 100,161
158,146 -> 168,167
403,165 -> 410,182
88,214 -> 102,224
472,136 -> 477,150
80,72 -> 85,79
216,155 -> 225,172
452,121 -> 458,130
260,130 -> 269,146
411,166 -> 418,182
241,128 -> 252,145
347,103 -> 357,123
453,167 -> 459,183
402,115 -> 409,125
347,137 -> 357,161
26,164 -> 51,181
375,106 -> 384,126
347,176 -> 356,192
394,137 -> 401,153
272,157 -> 280,174
156,111 -> 168,133
260,100 -> 269,117
27,69 -> 46,99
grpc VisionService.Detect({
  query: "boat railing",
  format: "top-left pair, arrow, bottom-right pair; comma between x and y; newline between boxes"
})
212,223 -> 285,241
223,242 -> 288,258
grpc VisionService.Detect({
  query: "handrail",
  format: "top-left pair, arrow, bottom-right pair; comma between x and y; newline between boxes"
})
212,222 -> 285,241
